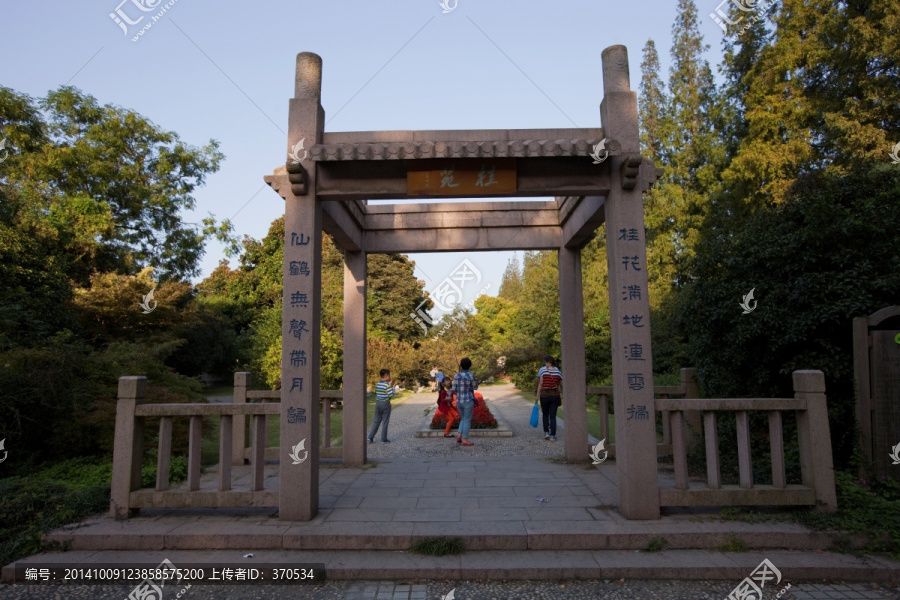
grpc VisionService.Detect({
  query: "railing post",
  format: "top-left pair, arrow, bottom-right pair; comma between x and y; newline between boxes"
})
110,376 -> 146,520
794,370 -> 837,512
703,411 -> 721,489
671,411 -> 688,490
233,372 -> 251,466
736,411 -> 753,488
322,397 -> 331,448
600,394 -> 609,442
680,368 -> 703,450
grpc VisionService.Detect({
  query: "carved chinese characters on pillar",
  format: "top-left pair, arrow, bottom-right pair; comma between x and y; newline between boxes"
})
287,231 -> 311,425
618,227 -> 648,423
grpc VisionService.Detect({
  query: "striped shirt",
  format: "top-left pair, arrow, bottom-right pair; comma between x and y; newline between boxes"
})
537,366 -> 562,396
452,370 -> 478,405
375,380 -> 395,402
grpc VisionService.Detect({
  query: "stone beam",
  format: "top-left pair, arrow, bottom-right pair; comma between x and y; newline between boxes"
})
365,226 -> 560,253
322,127 -> 604,145
364,202 -> 558,231
315,158 -> 612,201
322,202 -> 363,251
561,195 -> 606,249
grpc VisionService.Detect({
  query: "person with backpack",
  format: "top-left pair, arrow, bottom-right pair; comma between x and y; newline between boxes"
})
535,356 -> 563,441
436,377 -> 458,437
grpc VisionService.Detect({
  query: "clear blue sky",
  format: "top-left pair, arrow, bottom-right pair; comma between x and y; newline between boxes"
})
2,0 -> 728,317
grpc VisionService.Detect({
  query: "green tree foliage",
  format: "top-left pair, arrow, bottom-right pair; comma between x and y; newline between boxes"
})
0,86 -> 232,466
638,39 -> 666,160
1,86 -> 237,284
498,256 -> 524,301
682,166 -> 900,465
198,217 -> 428,389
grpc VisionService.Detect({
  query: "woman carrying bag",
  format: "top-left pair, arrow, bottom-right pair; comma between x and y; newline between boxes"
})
535,355 -> 563,441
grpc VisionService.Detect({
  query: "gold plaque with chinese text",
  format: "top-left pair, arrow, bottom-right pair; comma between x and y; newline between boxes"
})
407,159 -> 516,196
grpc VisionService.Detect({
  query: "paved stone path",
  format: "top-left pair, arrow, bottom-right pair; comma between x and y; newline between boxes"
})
365,383 -> 570,460
3,384 -> 899,599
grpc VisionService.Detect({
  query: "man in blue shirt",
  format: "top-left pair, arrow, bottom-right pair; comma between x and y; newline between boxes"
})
452,358 -> 478,446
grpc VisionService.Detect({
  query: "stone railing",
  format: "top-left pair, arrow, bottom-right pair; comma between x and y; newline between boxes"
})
110,375 -> 342,519
586,367 -> 701,455
231,372 -> 343,462
656,370 -> 836,512
586,368 -> 837,512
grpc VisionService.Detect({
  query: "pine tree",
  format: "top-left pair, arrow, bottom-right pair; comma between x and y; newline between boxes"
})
638,39 -> 666,161
643,0 -> 723,295
498,256 -> 524,301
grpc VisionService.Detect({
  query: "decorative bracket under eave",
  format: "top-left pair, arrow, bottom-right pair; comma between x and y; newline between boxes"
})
285,161 -> 309,196
620,154 -> 643,190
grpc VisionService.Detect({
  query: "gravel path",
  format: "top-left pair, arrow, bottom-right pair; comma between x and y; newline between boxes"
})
2,578 -> 898,600
364,383 -> 567,460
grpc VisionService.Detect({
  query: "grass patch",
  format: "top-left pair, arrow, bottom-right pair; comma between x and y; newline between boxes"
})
720,534 -> 749,552
410,536 -> 465,556
715,472 -> 900,559
642,537 -> 669,552
0,455 -> 188,567
793,472 -> 900,559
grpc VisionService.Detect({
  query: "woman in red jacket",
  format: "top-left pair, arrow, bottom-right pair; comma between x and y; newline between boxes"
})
437,377 -> 459,437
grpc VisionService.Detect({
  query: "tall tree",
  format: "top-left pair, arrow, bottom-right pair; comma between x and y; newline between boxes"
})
638,39 -> 666,161
1,86 -> 236,284
498,256 -> 524,301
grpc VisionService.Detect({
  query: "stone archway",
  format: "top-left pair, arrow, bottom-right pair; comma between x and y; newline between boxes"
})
265,45 -> 663,521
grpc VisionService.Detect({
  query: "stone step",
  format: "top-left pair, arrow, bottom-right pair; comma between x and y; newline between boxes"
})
43,518 -> 868,553
4,549 -> 899,584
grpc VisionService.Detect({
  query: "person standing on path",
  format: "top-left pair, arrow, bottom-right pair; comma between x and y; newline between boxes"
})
429,366 -> 438,391
368,369 -> 395,443
452,357 -> 478,446
535,356 -> 563,441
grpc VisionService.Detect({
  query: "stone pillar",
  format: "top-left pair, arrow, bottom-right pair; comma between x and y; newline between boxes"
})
680,367 -> 703,450
343,249 -> 367,465
280,52 -> 325,520
558,246 -> 589,461
600,45 -> 660,519
110,376 -> 146,520
232,371 -> 250,466
793,370 -> 837,512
